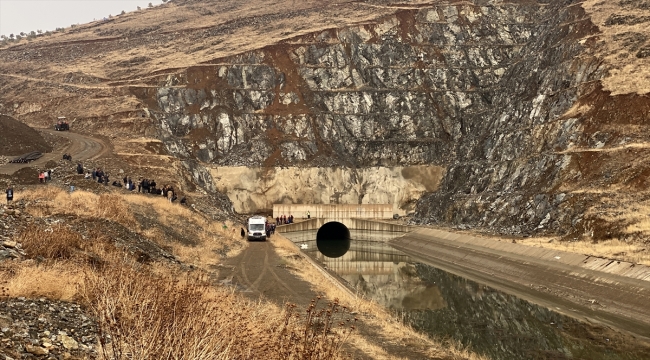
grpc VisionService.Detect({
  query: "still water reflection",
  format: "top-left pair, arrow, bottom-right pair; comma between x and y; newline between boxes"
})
284,230 -> 650,360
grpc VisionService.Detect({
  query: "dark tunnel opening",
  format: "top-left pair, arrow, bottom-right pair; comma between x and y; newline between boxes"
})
316,221 -> 351,258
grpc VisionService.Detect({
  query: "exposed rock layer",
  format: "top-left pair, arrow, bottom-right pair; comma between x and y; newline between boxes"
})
145,0 -> 613,234
211,165 -> 443,214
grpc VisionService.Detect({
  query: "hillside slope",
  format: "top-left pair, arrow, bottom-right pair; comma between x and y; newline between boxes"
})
0,115 -> 51,156
0,0 -> 649,243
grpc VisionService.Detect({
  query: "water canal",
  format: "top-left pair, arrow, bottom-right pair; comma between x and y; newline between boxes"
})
283,229 -> 650,360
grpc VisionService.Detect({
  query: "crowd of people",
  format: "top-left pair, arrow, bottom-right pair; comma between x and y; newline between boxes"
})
38,169 -> 53,183
276,214 -> 294,225
73,162 -> 185,204
266,222 -> 276,238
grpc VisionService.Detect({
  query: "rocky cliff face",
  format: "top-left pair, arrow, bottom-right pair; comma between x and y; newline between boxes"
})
143,0 -> 613,234
2,0 -> 648,238
211,165 -> 443,214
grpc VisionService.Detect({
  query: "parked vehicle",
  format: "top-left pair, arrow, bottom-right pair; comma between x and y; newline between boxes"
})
247,215 -> 267,241
54,116 -> 69,131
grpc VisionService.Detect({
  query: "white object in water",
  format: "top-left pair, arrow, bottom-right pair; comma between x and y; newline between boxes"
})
300,243 -> 308,250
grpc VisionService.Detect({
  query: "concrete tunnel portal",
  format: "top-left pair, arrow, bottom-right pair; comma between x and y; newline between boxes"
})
316,221 -> 351,258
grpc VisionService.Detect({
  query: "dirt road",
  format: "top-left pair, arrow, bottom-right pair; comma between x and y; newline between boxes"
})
0,130 -> 108,175
216,239 -> 318,307
390,228 -> 650,342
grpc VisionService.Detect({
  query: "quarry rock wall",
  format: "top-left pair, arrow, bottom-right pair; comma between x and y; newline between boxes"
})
211,165 -> 443,214
145,0 -> 608,235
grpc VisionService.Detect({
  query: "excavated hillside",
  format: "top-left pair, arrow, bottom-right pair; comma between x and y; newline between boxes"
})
1,0 -> 650,242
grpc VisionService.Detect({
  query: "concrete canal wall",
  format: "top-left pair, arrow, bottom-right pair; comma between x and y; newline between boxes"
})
276,217 -> 411,234
273,204 -> 394,222
391,228 -> 650,340
350,219 -> 411,233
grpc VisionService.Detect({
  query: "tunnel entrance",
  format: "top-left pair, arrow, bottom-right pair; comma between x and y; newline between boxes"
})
316,221 -> 351,258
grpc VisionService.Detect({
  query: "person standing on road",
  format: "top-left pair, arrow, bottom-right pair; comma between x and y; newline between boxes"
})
6,185 -> 13,204
307,210 -> 310,219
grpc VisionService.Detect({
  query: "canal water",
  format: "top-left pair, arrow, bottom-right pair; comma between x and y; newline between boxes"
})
283,229 -> 650,360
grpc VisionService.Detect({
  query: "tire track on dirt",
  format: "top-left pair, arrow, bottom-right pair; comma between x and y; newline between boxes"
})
218,240 -> 310,303
261,243 -> 299,297
0,130 -> 108,175
250,247 -> 270,289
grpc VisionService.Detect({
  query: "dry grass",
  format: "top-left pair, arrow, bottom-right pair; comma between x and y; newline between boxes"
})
79,261 -> 352,360
0,261 -> 82,301
2,186 -> 355,358
19,186 -> 135,227
270,234 -> 487,360
18,224 -> 84,260
18,186 -> 244,267
3,230 -> 350,359
582,0 -> 650,95
123,193 -> 244,265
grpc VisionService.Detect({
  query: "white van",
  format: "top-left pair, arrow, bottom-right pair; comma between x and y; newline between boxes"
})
247,216 -> 267,241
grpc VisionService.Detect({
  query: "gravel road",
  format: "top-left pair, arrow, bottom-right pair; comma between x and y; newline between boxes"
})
0,130 -> 108,175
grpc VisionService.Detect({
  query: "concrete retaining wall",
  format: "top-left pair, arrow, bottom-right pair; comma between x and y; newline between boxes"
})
401,228 -> 650,282
350,219 -> 411,232
277,218 -> 411,234
273,204 -> 393,221
276,218 -> 325,233
390,228 -> 650,339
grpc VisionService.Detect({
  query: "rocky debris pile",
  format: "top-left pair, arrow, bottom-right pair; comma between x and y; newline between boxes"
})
0,238 -> 24,263
0,298 -> 97,359
0,202 -> 29,250
190,191 -> 233,222
0,115 -> 52,157
0,157 -> 8,166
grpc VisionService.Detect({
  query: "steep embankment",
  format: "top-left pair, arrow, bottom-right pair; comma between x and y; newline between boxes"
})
1,0 -> 649,241
0,115 -> 51,156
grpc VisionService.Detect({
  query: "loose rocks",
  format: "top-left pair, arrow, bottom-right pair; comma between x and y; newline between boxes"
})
0,298 -> 97,359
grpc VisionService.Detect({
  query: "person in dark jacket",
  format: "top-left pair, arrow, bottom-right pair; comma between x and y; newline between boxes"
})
76,163 -> 84,175
6,186 -> 13,204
